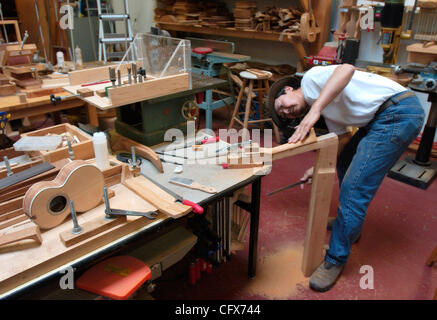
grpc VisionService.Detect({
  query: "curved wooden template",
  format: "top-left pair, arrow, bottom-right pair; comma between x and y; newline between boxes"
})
109,133 -> 164,173
23,160 -> 104,230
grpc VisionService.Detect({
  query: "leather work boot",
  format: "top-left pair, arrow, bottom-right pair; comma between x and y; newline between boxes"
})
327,217 -> 361,243
309,261 -> 345,292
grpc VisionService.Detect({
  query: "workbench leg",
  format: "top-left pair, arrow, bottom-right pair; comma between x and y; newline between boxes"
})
205,90 -> 213,130
249,177 -> 261,278
302,144 -> 338,277
86,104 -> 99,128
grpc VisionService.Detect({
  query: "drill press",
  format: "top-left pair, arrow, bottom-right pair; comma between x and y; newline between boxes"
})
388,63 -> 437,189
380,0 -> 417,64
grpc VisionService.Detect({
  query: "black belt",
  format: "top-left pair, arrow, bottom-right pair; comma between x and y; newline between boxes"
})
375,91 -> 416,117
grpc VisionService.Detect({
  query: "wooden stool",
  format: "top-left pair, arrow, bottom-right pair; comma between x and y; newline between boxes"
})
228,69 -> 280,143
76,256 -> 151,300
426,245 -> 437,300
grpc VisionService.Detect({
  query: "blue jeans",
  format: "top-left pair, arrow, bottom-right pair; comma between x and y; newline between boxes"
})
325,91 -> 425,266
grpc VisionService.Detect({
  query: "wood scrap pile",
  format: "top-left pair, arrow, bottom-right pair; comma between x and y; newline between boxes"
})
253,7 -> 302,33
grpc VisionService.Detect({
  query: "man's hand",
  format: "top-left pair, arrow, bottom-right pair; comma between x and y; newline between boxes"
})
300,167 -> 314,189
288,109 -> 320,143
301,167 -> 314,182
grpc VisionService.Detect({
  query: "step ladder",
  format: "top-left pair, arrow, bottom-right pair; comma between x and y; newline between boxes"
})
97,0 -> 133,62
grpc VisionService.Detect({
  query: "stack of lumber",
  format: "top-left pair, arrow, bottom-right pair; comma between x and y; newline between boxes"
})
156,0 -> 231,26
253,7 -> 302,32
234,1 -> 256,30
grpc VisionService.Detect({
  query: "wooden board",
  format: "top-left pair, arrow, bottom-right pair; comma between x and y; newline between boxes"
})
59,215 -> 127,247
123,176 -> 192,219
0,184 -> 164,296
63,73 -> 190,110
68,62 -> 144,86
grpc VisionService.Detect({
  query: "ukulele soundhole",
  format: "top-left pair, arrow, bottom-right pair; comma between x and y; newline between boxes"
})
48,195 -> 68,215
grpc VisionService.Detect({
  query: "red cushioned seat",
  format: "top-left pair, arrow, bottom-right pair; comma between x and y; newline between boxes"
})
192,47 -> 213,54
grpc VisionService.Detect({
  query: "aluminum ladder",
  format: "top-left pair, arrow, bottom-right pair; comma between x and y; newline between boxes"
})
97,0 -> 133,62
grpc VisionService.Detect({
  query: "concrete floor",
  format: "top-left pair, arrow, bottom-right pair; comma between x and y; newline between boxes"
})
152,109 -> 437,300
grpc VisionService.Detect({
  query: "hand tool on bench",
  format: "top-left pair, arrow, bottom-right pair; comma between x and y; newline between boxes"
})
267,178 -> 310,196
169,176 -> 217,194
166,137 -> 219,152
140,173 -> 204,214
103,187 -> 158,220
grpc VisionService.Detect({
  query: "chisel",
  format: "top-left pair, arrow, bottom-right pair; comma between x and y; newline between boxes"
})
166,137 -> 219,152
140,173 -> 204,214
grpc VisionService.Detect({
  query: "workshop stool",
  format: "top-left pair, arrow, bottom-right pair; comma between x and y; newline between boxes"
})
228,70 -> 280,143
76,255 -> 151,300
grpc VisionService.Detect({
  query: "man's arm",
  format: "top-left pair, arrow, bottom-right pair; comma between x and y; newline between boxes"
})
289,64 -> 356,143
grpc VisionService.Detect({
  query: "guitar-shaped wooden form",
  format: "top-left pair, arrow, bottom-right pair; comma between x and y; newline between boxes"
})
23,160 -> 104,230
300,0 -> 320,43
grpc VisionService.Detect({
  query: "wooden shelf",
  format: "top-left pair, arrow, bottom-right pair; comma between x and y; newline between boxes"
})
157,22 -> 301,43
157,22 -> 308,68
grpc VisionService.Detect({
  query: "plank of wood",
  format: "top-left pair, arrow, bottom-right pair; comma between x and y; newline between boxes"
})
123,176 -> 191,219
60,215 -> 127,247
301,142 -> 338,277
0,214 -> 29,231
0,162 -> 54,191
108,73 -> 190,107
0,197 -> 24,215
68,62 -> 143,86
0,224 -> 42,247
259,130 -> 334,162
0,208 -> 25,223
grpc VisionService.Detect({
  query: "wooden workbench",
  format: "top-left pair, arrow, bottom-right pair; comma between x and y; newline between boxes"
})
0,87 -> 99,127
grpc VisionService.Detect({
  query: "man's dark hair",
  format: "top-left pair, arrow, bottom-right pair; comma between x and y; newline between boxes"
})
267,75 -> 303,142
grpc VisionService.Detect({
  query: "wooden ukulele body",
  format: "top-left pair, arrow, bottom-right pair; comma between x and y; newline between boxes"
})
23,160 -> 104,230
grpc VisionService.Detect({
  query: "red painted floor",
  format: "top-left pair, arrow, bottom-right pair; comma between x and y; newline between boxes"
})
152,109 -> 437,300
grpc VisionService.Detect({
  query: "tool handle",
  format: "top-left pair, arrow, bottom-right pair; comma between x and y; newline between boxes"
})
191,182 -> 217,194
182,200 -> 204,214
201,137 -> 219,145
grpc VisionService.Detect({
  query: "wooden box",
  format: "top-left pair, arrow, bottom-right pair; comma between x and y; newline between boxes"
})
21,123 -> 94,162
407,43 -> 437,65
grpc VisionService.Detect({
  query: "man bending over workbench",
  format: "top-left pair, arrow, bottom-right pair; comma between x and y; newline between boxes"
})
273,64 -> 425,292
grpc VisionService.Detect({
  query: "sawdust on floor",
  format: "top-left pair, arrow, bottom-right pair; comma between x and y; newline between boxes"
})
243,243 -> 310,299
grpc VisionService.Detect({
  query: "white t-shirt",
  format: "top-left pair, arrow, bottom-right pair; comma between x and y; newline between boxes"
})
301,65 -> 406,135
